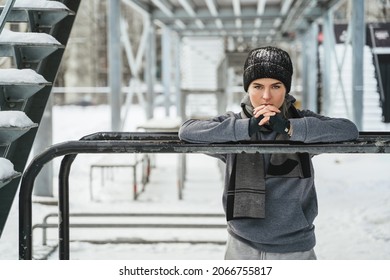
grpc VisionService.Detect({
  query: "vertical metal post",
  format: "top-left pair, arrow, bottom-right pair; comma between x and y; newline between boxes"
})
174,32 -> 182,119
32,96 -> 53,197
351,0 -> 365,130
107,0 -> 122,131
307,23 -> 319,113
145,20 -> 156,120
301,34 -> 309,109
162,25 -> 172,117
322,11 -> 333,116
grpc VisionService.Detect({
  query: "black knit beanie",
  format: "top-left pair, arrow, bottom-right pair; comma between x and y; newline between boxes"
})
243,46 -> 293,93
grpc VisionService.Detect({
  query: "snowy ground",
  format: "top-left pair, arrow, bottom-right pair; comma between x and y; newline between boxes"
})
0,104 -> 390,260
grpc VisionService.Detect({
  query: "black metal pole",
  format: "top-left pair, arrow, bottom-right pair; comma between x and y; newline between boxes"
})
58,154 -> 76,260
19,143 -> 68,259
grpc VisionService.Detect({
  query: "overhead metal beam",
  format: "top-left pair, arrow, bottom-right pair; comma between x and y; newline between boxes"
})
254,0 -> 266,29
122,0 -> 150,16
173,23 -> 275,33
205,0 -> 223,29
152,12 -> 285,22
232,0 -> 242,29
178,0 -> 204,29
152,0 -> 186,29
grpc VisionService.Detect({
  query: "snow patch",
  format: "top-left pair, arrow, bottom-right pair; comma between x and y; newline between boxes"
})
0,111 -> 35,128
0,29 -> 61,45
0,158 -> 18,181
0,69 -> 48,84
13,0 -> 69,10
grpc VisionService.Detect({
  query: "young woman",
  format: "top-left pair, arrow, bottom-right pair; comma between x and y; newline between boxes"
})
178,46 -> 359,260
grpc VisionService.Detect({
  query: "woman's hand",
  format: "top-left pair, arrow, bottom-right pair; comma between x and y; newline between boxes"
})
253,105 -> 280,126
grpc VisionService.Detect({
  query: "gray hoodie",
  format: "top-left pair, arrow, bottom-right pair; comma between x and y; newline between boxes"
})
178,100 -> 359,253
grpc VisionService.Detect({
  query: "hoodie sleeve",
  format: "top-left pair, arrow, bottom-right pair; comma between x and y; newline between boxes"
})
178,112 -> 251,144
289,110 -> 359,143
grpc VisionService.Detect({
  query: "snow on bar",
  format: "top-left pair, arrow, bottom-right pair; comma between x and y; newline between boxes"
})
0,69 -> 48,84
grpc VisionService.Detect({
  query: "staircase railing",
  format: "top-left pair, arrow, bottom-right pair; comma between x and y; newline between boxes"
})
0,0 -> 81,241
368,23 -> 386,115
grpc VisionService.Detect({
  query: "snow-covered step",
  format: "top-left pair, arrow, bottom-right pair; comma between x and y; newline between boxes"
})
0,69 -> 50,102
0,0 -> 74,32
0,111 -> 37,145
0,29 -> 63,67
0,157 -> 20,189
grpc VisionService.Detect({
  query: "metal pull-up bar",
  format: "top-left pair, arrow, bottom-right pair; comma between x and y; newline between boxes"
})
19,131 -> 390,259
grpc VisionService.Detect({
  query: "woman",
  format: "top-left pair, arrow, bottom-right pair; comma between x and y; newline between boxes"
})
178,46 -> 359,260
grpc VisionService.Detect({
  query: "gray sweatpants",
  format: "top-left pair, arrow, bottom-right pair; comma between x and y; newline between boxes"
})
224,234 -> 317,260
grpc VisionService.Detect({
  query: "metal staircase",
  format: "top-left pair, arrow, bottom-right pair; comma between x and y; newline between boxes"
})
319,44 -> 389,131
0,0 -> 80,238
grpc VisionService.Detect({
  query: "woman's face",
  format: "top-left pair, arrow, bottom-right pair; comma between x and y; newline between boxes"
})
248,78 -> 286,109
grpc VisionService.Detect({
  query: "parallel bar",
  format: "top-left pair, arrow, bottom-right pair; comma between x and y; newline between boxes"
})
34,223 -> 226,229
43,212 -> 225,219
18,138 -> 390,156
37,212 -> 225,247
19,132 -> 390,259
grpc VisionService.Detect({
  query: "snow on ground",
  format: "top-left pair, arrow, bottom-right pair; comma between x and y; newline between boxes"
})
0,104 -> 389,260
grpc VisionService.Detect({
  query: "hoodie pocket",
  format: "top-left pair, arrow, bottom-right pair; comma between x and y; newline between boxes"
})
229,199 -> 313,245
264,199 -> 310,239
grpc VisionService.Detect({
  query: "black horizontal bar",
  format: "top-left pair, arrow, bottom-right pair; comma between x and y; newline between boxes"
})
24,138 -> 390,156
33,223 -> 226,229
43,212 -> 225,219
19,131 -> 390,260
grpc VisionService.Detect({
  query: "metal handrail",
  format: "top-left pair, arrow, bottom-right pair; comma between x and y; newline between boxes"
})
0,0 -> 15,34
368,23 -> 386,107
19,131 -> 390,259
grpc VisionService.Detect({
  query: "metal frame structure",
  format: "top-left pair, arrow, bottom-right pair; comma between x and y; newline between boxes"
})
19,131 -> 390,259
109,0 -> 368,131
130,0 -> 340,40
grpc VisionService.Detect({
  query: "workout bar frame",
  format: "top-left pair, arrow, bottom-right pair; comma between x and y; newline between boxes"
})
19,131 -> 390,259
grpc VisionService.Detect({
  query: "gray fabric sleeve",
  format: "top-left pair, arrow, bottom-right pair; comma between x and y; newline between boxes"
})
289,110 -> 359,143
178,112 -> 251,144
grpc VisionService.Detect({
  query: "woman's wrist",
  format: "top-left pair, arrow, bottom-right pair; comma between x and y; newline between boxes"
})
287,124 -> 293,137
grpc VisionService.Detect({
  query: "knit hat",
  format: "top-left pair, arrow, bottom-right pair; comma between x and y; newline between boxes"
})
243,46 -> 293,93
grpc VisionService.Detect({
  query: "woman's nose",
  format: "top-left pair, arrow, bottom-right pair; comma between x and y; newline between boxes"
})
262,88 -> 271,100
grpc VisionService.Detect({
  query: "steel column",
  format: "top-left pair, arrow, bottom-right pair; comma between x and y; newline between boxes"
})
107,0 -> 122,131
351,0 -> 365,130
